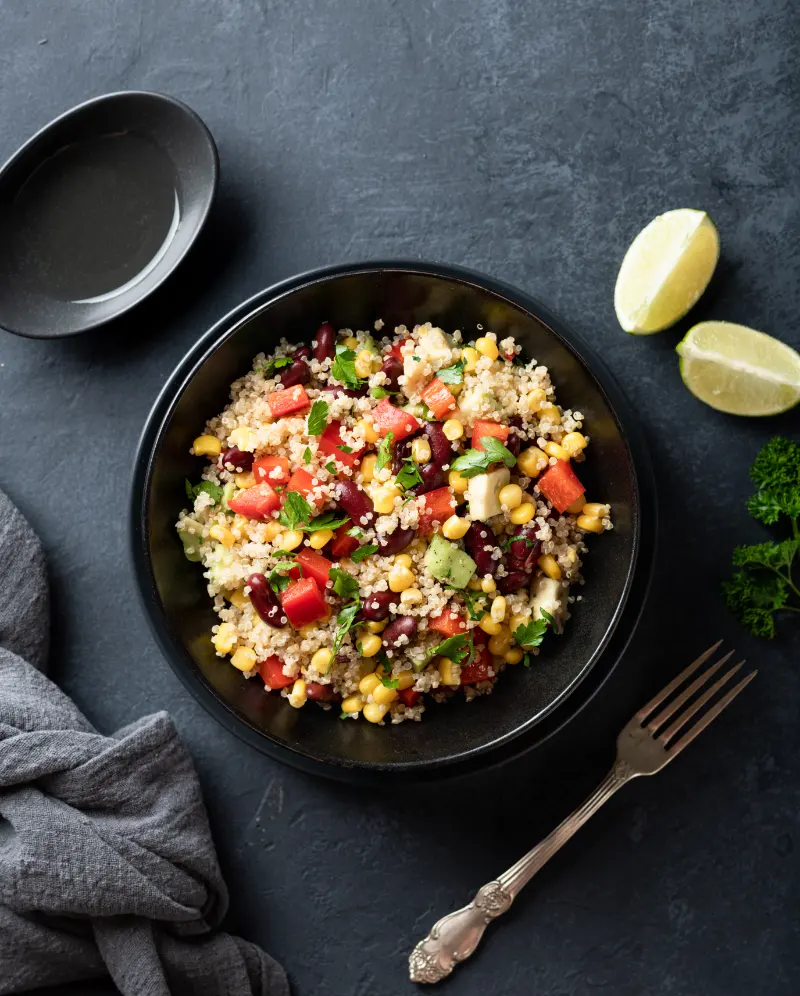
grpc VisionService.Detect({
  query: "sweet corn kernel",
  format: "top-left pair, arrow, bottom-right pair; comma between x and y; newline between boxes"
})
411,437 -> 432,464
526,388 -> 547,413
480,575 -> 497,594
462,346 -> 479,373
562,431 -> 588,456
448,381 -> 463,397
582,502 -> 609,518
442,515 -> 470,541
365,619 -> 389,633
192,434 -> 222,458
263,520 -> 284,542
354,350 -> 376,379
504,647 -> 524,665
490,595 -> 507,623
373,683 -> 399,705
359,453 -> 377,483
438,657 -> 459,686
356,417 -> 379,444
227,588 -> 249,609
475,336 -> 499,360
230,646 -> 257,671
363,701 -> 389,723
517,446 -> 549,478
373,485 -> 400,515
488,631 -> 512,656
228,427 -> 257,451
509,502 -> 535,525
341,694 -> 364,714
394,554 -> 413,569
539,553 -> 562,580
498,484 -> 523,510
388,564 -> 416,592
342,336 -> 359,349
566,496 -> 587,514
309,528 -> 334,550
359,672 -> 381,696
276,528 -> 303,551
311,648 -> 333,671
544,441 -> 570,461
359,633 -> 383,658
288,678 -> 307,708
479,615 -> 502,636
212,622 -> 237,655
577,514 -> 605,534
448,470 -> 469,494
468,577 -> 483,591
538,404 -> 561,424
400,587 -> 424,606
509,613 -> 531,634
396,670 -> 416,690
234,471 -> 256,489
442,418 -> 464,441
209,523 -> 236,548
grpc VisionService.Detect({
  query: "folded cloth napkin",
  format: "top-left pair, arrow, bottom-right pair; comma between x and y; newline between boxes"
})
0,490 -> 289,996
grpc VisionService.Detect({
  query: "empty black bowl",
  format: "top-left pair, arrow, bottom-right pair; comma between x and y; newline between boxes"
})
131,262 -> 655,780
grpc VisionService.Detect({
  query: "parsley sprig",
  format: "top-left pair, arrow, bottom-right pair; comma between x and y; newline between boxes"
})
329,567 -> 361,661
396,458 -> 424,491
307,399 -> 329,435
185,479 -> 224,505
450,437 -> 517,478
513,609 -> 554,666
375,431 -> 394,472
277,492 -> 348,533
436,359 -> 466,384
722,437 -> 800,638
257,355 -> 293,377
331,345 -> 363,389
414,632 -> 475,672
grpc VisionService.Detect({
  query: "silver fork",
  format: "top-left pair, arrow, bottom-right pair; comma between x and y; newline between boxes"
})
408,641 -> 757,984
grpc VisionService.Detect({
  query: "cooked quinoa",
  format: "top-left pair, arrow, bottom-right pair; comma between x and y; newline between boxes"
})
176,321 -> 612,725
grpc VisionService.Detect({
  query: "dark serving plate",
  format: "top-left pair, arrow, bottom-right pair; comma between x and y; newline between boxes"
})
131,262 -> 656,781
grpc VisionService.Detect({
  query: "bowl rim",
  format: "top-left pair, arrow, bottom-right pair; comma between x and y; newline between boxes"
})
0,89 -> 219,339
130,259 -> 655,778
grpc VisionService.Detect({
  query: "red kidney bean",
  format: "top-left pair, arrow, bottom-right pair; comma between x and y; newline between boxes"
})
335,480 -> 375,526
313,322 -> 335,362
506,416 -> 523,458
246,573 -> 287,627
506,524 -> 542,573
392,433 -> 417,475
377,527 -> 414,556
360,589 -> 399,621
306,682 -> 340,702
422,422 -> 454,466
464,522 -> 501,577
496,570 -> 530,594
279,357 -> 310,388
410,462 -> 449,496
382,615 -> 419,644
380,354 -> 403,388
219,446 -> 254,473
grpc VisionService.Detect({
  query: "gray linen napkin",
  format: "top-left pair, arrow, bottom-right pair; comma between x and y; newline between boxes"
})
0,490 -> 290,996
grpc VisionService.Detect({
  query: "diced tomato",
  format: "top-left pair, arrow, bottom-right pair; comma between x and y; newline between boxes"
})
253,455 -> 290,487
472,420 -> 509,451
259,655 -> 294,689
460,644 -> 494,685
281,577 -> 328,628
420,378 -> 457,420
418,487 -> 456,535
267,384 -> 310,418
286,467 -> 320,505
227,483 -> 282,520
330,522 -> 359,558
371,398 -> 421,441
386,338 -> 412,361
537,460 -> 585,514
398,687 -> 421,708
429,609 -> 467,637
307,682 -> 337,702
289,548 -> 332,589
318,420 -> 364,470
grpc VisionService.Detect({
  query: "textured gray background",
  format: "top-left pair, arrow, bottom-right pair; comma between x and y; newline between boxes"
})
1,1 -> 799,994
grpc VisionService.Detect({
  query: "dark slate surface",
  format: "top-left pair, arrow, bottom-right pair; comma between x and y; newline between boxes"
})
1,2 -> 799,994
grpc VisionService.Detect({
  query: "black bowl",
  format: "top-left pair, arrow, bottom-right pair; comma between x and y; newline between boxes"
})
131,262 -> 655,780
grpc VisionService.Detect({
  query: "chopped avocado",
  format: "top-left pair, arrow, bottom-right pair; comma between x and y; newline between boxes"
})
221,482 -> 237,512
466,466 -> 511,521
177,528 -> 202,563
425,533 -> 477,590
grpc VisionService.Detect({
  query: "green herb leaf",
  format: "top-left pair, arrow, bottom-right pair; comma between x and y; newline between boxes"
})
375,431 -> 394,472
351,543 -> 378,563
451,437 -> 517,479
268,563 -> 297,593
257,355 -> 293,377
436,360 -> 465,384
330,567 -> 359,602
304,511 -> 350,533
371,386 -> 398,399
396,458 -> 424,492
307,399 -> 329,436
723,571 -> 788,639
185,480 -> 225,506
326,462 -> 337,474
184,479 -> 195,503
461,588 -> 487,621
331,345 -> 363,389
331,600 -> 360,658
379,674 -> 399,689
747,436 -> 800,524
278,491 -> 313,530
339,710 -> 350,719
337,444 -> 354,454
303,447 -> 313,464
429,633 -> 472,665
513,610 -> 554,650
347,526 -> 365,539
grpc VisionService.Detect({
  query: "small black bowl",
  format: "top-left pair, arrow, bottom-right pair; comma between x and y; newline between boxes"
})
0,91 -> 218,338
131,262 -> 656,781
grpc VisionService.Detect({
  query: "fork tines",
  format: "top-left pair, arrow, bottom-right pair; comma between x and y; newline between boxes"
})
637,641 -> 757,754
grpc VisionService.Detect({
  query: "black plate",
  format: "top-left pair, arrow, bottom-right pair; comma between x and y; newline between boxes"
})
0,91 -> 218,338
131,262 -> 656,780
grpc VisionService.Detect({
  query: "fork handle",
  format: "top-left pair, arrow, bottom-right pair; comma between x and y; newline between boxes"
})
408,758 -> 634,984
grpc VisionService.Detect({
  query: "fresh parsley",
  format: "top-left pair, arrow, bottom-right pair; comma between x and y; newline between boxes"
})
325,462 -> 337,474
307,400 -> 329,435
331,345 -> 363,389
460,587 -> 488,621
396,458 -> 424,492
436,360 -> 466,384
513,609 -> 554,666
331,601 -> 360,659
257,355 -> 293,377
351,543 -> 378,563
722,436 -> 800,638
370,386 -> 399,399
303,447 -> 313,464
375,431 -> 394,472
268,561 -> 298,594
305,511 -> 349,532
337,444 -> 354,454
346,526 -> 365,539
450,437 -> 517,479
278,491 -> 313,530
379,673 -> 399,689
330,567 -> 360,602
184,479 -> 224,505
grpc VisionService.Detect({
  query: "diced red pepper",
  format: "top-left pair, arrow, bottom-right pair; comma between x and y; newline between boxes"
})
253,455 -> 290,487
330,522 -> 359,558
307,682 -> 337,702
420,378 -> 457,420
289,548 -> 332,589
281,577 -> 328,628
472,420 -> 509,451
227,483 -> 282,520
537,460 -> 585,514
286,467 -> 320,506
418,487 -> 456,535
259,655 -> 294,689
398,687 -> 421,708
267,384 -> 310,418
371,398 -> 421,441
460,644 -> 494,685
386,338 -> 412,361
318,420 -> 364,470
429,609 -> 467,637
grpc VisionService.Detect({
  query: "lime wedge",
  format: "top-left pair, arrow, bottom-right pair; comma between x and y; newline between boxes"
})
614,209 -> 720,334
677,321 -> 800,416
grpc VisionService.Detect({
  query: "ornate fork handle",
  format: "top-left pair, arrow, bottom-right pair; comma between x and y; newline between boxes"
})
409,759 -> 634,984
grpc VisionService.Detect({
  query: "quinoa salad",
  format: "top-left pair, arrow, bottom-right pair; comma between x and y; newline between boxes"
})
176,321 -> 612,725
